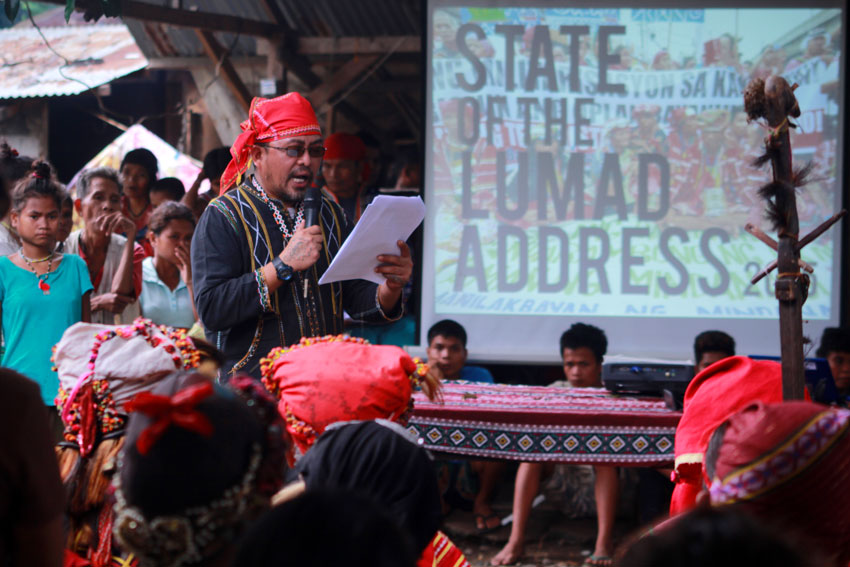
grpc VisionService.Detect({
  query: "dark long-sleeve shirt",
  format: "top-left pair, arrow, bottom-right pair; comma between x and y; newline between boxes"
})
192,178 -> 400,378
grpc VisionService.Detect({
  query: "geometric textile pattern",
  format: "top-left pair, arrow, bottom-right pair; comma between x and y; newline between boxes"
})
410,382 -> 681,466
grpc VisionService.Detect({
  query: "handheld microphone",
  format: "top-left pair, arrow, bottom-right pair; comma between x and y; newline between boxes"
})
302,187 -> 322,298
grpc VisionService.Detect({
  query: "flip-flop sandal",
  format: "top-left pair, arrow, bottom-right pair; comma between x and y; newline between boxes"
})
582,555 -> 614,567
475,512 -> 502,534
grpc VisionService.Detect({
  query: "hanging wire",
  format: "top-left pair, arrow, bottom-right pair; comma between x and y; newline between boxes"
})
21,0 -> 241,133
24,0 -> 135,126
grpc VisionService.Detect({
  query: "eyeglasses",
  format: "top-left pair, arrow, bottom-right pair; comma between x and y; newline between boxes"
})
258,144 -> 326,159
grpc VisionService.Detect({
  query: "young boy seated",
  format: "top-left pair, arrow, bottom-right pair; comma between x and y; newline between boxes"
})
426,319 -> 493,383
491,323 -> 618,567
816,327 -> 850,400
427,319 -> 503,533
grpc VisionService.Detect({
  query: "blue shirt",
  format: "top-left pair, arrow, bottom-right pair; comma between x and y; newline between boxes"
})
0,254 -> 92,404
139,257 -> 195,329
460,365 -> 494,384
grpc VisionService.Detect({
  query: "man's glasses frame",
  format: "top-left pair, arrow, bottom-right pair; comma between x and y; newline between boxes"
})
257,143 -> 326,159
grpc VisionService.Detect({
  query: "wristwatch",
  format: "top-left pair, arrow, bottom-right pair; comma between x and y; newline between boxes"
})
272,257 -> 294,282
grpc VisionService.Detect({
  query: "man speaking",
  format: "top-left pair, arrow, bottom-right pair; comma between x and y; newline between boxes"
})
191,93 -> 411,379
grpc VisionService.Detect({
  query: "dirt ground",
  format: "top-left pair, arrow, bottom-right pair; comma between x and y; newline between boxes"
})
443,499 -> 639,567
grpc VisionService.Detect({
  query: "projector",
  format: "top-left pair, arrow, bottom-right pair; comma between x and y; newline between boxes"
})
602,363 -> 695,409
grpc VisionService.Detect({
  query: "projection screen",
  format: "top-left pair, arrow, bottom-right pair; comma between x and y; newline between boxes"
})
422,2 -> 845,362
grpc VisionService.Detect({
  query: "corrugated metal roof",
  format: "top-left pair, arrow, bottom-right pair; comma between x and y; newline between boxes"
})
123,0 -> 420,61
120,0 -> 421,138
0,24 -> 148,99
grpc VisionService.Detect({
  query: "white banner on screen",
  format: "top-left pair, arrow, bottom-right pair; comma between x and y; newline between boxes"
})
422,3 -> 845,362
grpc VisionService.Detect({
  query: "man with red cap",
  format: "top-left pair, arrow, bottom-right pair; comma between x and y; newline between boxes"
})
321,132 -> 376,223
191,93 -> 412,380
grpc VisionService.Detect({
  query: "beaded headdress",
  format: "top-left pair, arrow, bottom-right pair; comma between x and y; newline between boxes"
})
260,334 -> 441,464
53,318 -> 202,456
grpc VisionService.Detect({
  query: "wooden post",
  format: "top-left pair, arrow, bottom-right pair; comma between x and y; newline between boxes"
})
743,75 -> 805,400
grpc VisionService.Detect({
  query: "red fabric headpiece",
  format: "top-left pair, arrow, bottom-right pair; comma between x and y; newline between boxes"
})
324,133 -> 366,161
220,93 -> 321,194
669,356 -> 791,515
708,401 -> 850,565
260,336 -> 421,463
124,381 -> 215,455
324,132 -> 369,182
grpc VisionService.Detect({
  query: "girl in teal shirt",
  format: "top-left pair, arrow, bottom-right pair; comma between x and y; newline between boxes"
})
0,162 -> 92,404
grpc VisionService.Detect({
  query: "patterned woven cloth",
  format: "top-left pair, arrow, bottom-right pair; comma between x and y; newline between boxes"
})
409,382 -> 681,466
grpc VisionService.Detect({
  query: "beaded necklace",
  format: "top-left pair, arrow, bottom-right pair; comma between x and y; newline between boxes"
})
251,177 -> 303,239
20,248 -> 54,294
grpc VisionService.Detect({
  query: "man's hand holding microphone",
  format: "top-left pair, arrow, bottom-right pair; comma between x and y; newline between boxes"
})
265,186 -> 413,314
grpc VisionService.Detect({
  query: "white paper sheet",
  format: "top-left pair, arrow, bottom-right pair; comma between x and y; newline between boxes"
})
318,195 -> 426,285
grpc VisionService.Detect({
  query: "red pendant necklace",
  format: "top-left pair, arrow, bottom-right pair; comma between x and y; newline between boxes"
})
20,249 -> 54,295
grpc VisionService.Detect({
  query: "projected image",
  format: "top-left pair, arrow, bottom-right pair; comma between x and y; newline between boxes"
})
429,6 -> 842,322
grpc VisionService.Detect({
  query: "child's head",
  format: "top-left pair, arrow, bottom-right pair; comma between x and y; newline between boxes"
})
694,330 -> 736,373
1,141 -> 36,185
426,319 -> 468,380
203,147 -> 231,195
816,327 -> 850,391
57,193 -> 74,243
147,201 -> 195,262
149,177 -> 185,208
11,161 -> 66,251
120,148 -> 158,201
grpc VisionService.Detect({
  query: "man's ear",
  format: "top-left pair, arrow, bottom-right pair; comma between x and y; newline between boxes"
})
74,199 -> 82,214
249,145 -> 264,167
462,347 -> 469,364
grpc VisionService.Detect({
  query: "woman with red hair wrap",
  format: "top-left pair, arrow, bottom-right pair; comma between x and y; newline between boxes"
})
259,336 -> 471,566
670,356 -> 792,515
706,401 -> 850,567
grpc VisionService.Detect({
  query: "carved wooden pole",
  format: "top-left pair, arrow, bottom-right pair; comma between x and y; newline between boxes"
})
744,76 -> 805,400
743,76 -> 847,400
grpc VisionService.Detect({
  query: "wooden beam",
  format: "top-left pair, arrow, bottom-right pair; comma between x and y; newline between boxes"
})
195,30 -> 252,112
259,0 -> 288,32
298,36 -> 421,55
355,79 -> 420,93
124,2 -> 278,37
38,0 -> 279,37
146,56 -> 267,70
309,55 -> 380,111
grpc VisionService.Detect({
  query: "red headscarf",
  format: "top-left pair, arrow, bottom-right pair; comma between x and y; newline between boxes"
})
670,356 -> 794,515
708,401 -> 850,566
220,93 -> 321,194
324,132 -> 369,182
260,336 -> 440,464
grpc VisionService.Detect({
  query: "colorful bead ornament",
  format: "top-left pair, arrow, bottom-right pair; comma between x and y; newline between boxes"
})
251,177 -> 303,239
54,318 -> 203,451
254,268 -> 272,312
